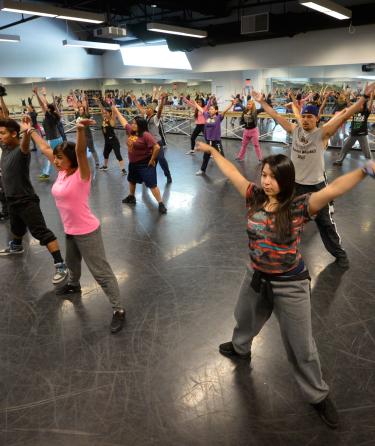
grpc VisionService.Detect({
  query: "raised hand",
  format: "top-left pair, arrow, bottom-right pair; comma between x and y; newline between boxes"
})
251,90 -> 263,103
32,86 -> 38,94
20,115 -> 32,131
364,82 -> 375,96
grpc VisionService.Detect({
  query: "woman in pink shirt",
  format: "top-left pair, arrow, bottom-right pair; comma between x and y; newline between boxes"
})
183,97 -> 207,155
22,116 -> 126,334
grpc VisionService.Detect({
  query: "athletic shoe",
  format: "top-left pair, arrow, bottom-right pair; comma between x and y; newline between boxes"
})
0,241 -> 24,255
110,309 -> 126,334
52,262 -> 68,285
219,341 -> 251,359
333,160 -> 343,166
0,212 -> 9,222
95,163 -> 100,168
335,255 -> 349,269
56,283 -> 81,295
311,396 -> 339,429
185,150 -> 195,155
122,195 -> 136,204
38,174 -> 50,181
158,202 -> 167,214
195,170 -> 205,176
99,165 -> 108,171
121,168 -> 127,176
235,157 -> 244,162
166,176 -> 172,184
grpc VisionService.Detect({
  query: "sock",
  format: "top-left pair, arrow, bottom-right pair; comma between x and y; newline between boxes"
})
51,250 -> 64,264
12,239 -> 22,246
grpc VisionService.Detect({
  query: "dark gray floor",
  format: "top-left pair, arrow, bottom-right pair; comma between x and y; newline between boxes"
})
1,131 -> 375,446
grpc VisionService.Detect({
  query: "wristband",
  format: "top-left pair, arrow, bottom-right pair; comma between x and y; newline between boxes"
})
362,160 -> 375,178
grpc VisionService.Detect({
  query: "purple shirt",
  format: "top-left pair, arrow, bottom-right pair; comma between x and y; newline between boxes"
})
203,112 -> 224,141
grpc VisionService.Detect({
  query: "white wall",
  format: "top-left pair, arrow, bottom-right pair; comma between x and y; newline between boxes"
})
0,13 -> 102,78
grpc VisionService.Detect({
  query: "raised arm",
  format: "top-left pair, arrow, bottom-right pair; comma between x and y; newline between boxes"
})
252,90 -> 296,134
0,96 -> 9,118
156,93 -> 167,119
318,91 -> 330,118
196,141 -> 251,197
322,83 -> 375,139
131,94 -> 145,115
33,86 -> 47,113
20,115 -> 54,161
368,92 -> 374,113
75,119 -> 95,181
111,104 -> 128,128
222,99 -> 235,117
289,91 -> 302,126
308,161 -> 375,215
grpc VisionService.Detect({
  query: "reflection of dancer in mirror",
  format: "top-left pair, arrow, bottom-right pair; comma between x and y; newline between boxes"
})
23,116 -> 126,333
183,96 -> 208,155
196,140 -> 375,430
235,99 -> 263,163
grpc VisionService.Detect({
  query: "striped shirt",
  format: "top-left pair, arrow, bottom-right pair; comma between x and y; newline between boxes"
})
246,184 -> 311,274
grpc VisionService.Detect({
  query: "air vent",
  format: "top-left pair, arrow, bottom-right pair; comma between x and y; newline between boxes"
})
241,13 -> 269,34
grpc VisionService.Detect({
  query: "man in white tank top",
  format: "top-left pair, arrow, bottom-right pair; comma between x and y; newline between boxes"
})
252,83 -> 375,269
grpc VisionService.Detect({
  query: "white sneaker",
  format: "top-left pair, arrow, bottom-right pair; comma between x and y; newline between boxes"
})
185,150 -> 195,155
53,262 -> 68,285
195,170 -> 205,176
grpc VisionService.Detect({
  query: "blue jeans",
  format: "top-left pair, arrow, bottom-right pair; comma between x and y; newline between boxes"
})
157,141 -> 171,179
42,137 -> 63,175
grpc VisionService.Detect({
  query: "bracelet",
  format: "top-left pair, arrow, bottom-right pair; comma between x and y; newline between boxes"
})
26,128 -> 36,135
362,160 -> 375,178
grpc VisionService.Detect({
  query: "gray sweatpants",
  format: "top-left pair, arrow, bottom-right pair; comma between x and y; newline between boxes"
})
65,227 -> 122,310
232,268 -> 329,404
337,135 -> 372,162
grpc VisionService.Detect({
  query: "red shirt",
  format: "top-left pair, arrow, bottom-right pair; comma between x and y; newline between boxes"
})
125,124 -> 157,163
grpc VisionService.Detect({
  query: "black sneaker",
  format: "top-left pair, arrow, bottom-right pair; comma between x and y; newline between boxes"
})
219,341 -> 251,360
122,195 -> 136,204
335,255 -> 349,269
56,283 -> 81,295
110,309 -> 126,334
333,160 -> 343,166
158,202 -> 167,214
0,241 -> 24,255
121,168 -> 127,176
99,165 -> 108,171
311,396 -> 339,429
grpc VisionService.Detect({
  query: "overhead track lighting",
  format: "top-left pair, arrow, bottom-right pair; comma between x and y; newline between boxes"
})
62,40 -> 120,51
299,0 -> 351,20
0,0 -> 105,23
0,33 -> 20,42
147,22 -> 207,38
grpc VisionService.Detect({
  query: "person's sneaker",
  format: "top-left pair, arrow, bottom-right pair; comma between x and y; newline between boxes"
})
38,174 -> 50,181
99,165 -> 108,171
122,195 -> 136,204
335,255 -> 349,269
110,309 -> 126,334
56,283 -> 81,295
333,160 -> 343,166
121,168 -> 127,176
235,157 -> 244,161
185,150 -> 195,155
0,212 -> 9,222
219,341 -> 251,360
158,202 -> 167,214
95,163 -> 100,168
311,396 -> 339,429
0,241 -> 24,255
52,262 -> 68,285
195,170 -> 205,176
166,176 -> 172,184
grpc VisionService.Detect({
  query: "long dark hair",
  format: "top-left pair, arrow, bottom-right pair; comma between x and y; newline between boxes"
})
134,116 -> 148,137
47,103 -> 60,121
194,98 -> 205,119
53,141 -> 78,169
248,154 -> 296,242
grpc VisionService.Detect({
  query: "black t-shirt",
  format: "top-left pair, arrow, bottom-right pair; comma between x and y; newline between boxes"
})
0,145 -> 36,198
351,109 -> 370,136
29,111 -> 38,127
43,111 -> 60,140
240,111 -> 257,129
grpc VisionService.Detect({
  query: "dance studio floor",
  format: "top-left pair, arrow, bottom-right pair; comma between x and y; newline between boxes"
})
1,131 -> 375,446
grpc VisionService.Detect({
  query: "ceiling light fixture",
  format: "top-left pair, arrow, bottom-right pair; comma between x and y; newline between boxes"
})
299,0 -> 351,20
0,33 -> 20,42
147,22 -> 207,38
62,39 -> 120,51
0,0 -> 105,23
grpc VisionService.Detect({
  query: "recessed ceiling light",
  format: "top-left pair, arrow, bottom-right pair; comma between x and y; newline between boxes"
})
299,0 -> 351,20
62,39 -> 120,50
0,33 -> 20,42
147,22 -> 207,38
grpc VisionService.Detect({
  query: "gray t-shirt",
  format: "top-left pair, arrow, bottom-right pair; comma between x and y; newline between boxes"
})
291,125 -> 326,185
146,114 -> 161,142
0,145 -> 36,198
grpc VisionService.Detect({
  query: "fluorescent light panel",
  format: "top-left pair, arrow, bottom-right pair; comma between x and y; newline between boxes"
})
120,44 -> 192,69
0,33 -> 20,42
147,22 -> 207,38
299,0 -> 351,20
63,39 -> 120,50
0,0 -> 105,23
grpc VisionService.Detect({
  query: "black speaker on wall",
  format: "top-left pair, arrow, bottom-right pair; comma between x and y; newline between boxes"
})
362,64 -> 375,72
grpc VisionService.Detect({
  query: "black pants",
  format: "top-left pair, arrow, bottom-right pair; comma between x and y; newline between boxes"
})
0,174 -> 8,216
295,182 -> 346,258
7,196 -> 56,246
200,140 -> 224,172
103,137 -> 123,162
191,124 -> 205,150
